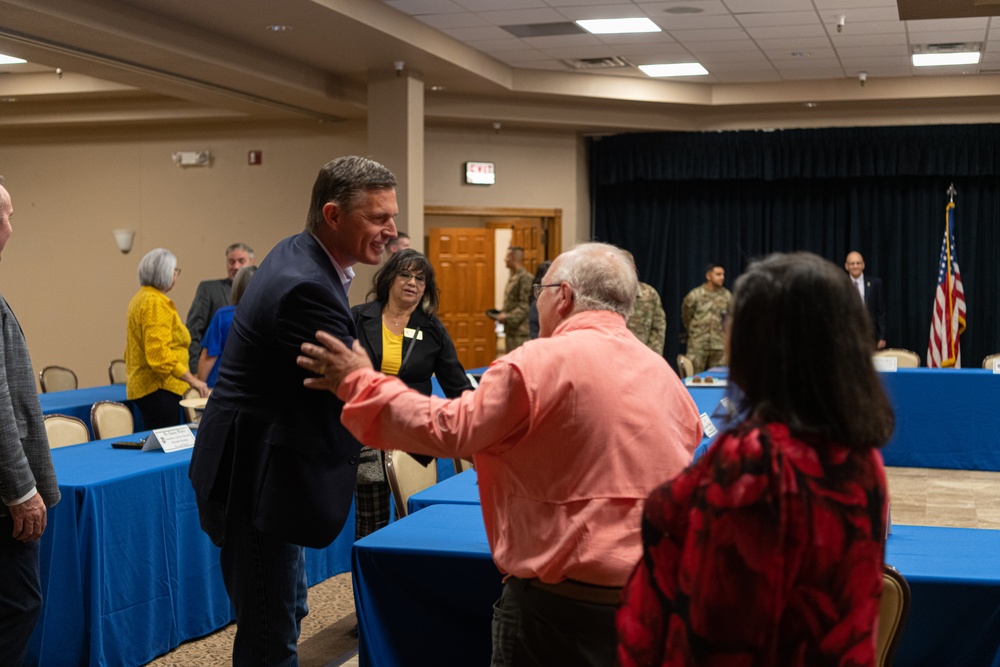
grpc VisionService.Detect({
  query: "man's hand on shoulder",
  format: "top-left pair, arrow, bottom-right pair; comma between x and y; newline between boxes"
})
298,332 -> 374,392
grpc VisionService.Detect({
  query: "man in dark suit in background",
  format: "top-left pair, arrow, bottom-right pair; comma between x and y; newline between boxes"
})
186,242 -> 255,373
0,177 -> 61,667
845,251 -> 887,349
188,156 -> 398,666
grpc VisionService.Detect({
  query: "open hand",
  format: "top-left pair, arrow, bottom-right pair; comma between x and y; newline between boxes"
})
298,331 -> 373,391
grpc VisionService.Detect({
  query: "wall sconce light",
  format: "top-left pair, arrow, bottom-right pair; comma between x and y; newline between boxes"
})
113,229 -> 135,254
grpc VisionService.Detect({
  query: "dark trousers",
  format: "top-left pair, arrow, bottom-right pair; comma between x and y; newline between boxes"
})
0,515 -> 42,667
134,388 -> 182,430
219,512 -> 308,667
491,577 -> 617,667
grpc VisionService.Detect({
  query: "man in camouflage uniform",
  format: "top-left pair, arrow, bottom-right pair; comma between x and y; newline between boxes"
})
497,246 -> 534,353
681,263 -> 732,373
622,250 -> 666,355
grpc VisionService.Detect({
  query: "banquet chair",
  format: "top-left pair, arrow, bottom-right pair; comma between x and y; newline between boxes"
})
108,359 -> 127,384
44,414 -> 90,448
384,450 -> 438,519
876,564 -> 911,667
982,353 -> 1000,370
676,354 -> 694,379
453,457 -> 475,474
182,386 -> 210,424
39,365 -> 78,393
874,348 -> 920,368
90,400 -> 134,440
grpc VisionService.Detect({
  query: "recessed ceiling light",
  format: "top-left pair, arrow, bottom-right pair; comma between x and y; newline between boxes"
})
430,85 -> 445,92
663,6 -> 703,14
0,54 -> 27,64
0,97 -> 16,103
639,62 -> 709,77
912,52 -> 980,66
266,25 -> 292,32
803,102 -> 818,108
576,18 -> 660,35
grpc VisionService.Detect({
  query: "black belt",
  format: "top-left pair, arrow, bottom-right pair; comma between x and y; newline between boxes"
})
523,578 -> 622,606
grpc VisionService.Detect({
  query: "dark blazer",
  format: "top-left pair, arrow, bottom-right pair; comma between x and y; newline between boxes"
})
863,275 -> 887,343
189,232 -> 361,549
185,277 -> 232,373
352,300 -> 472,399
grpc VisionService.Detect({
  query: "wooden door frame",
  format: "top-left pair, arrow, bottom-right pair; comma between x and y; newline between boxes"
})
424,205 -> 562,260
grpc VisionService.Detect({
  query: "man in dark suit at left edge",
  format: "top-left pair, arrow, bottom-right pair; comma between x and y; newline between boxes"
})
0,176 -> 61,667
189,156 -> 399,666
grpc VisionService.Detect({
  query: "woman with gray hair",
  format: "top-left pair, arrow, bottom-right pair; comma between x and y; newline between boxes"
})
125,248 -> 209,429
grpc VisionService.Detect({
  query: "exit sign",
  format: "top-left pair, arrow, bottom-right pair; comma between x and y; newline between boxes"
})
465,161 -> 496,185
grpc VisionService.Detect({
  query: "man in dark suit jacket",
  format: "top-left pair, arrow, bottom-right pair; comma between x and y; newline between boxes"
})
845,251 -> 887,349
0,178 -> 61,666
185,242 -> 255,373
188,156 -> 399,666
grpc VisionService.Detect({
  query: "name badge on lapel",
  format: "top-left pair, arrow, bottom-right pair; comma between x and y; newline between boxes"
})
403,328 -> 423,340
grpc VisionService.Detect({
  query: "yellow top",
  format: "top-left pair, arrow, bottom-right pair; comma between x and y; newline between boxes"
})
380,323 -> 403,376
125,286 -> 192,399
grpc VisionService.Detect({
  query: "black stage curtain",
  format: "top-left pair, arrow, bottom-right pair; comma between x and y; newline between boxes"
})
590,124 -> 1000,369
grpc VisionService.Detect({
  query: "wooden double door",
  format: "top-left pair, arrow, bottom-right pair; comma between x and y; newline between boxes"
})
427,208 -> 559,369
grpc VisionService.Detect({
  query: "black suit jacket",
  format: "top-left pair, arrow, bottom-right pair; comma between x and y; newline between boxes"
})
352,301 -> 472,398
863,275 -> 887,343
189,232 -> 361,549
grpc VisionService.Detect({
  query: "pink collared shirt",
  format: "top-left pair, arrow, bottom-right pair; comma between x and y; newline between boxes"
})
337,309 -> 703,586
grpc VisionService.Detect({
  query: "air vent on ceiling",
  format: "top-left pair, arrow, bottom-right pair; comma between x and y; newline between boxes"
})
913,42 -> 982,54
501,22 -> 586,38
561,56 -> 634,70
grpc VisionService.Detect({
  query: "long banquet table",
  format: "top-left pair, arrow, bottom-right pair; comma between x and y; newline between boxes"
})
26,432 -> 354,667
38,384 -> 144,437
353,503 -> 1000,667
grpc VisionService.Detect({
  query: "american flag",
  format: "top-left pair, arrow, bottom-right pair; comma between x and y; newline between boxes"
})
926,201 -> 966,368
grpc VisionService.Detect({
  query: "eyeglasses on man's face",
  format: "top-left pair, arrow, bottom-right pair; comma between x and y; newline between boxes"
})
533,283 -> 560,299
397,270 -> 426,284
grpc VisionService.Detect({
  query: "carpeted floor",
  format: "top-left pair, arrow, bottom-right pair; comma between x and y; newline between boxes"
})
144,572 -> 357,666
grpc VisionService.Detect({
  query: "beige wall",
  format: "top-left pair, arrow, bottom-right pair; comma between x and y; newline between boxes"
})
1,120 -> 586,388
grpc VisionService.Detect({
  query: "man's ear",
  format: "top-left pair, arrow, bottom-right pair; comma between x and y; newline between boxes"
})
322,202 -> 340,231
556,283 -> 575,317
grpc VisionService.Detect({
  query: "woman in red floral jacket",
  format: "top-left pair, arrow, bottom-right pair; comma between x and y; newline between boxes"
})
617,252 -> 895,667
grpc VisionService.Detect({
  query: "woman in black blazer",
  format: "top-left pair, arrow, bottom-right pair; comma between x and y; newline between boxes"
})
351,249 -> 472,539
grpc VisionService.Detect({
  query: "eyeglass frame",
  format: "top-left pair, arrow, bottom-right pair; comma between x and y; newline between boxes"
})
396,270 -> 427,284
532,283 -> 561,299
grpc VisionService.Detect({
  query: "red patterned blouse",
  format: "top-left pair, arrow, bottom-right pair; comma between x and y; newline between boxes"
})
617,421 -> 887,667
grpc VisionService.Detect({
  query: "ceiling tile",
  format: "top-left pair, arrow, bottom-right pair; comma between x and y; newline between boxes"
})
384,0 -> 467,15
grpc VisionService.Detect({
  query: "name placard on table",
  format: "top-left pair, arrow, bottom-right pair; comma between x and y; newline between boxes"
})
873,355 -> 898,372
142,426 -> 196,452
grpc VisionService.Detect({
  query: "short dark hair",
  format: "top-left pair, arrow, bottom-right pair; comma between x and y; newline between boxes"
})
508,247 -> 525,262
705,262 -> 724,274
529,261 -> 553,305
367,249 -> 439,316
728,252 -> 894,448
306,156 -> 397,233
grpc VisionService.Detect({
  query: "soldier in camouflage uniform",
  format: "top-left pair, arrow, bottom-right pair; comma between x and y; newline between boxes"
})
622,250 -> 666,355
681,263 -> 732,373
497,246 -> 534,353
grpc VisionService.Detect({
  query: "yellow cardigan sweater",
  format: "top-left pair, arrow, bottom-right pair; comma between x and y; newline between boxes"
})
125,286 -> 191,399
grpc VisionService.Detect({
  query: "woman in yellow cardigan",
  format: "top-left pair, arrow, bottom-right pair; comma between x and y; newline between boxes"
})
125,248 -> 209,429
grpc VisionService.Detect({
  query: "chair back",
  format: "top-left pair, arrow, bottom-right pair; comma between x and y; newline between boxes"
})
875,348 -> 920,368
676,354 -> 694,379
108,359 -> 127,384
90,401 -> 134,440
877,563 -> 911,667
39,365 -> 78,393
384,450 -> 438,519
982,353 -> 1000,370
181,386 -> 210,423
453,458 -> 475,474
44,414 -> 90,448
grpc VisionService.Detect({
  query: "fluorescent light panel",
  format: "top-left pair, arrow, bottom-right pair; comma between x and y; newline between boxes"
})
0,54 -> 27,65
576,18 -> 660,35
639,62 -> 709,77
912,52 -> 980,67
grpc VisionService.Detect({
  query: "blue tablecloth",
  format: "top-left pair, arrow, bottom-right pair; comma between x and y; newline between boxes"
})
407,469 -> 481,513
352,505 -> 1000,667
27,433 -> 354,667
880,369 -> 1000,471
38,385 -> 144,437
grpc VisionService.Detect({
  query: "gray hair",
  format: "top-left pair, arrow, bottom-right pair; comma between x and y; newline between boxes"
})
137,248 -> 177,290
230,264 -> 257,305
226,242 -> 254,258
306,156 -> 397,234
548,242 -> 637,320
